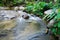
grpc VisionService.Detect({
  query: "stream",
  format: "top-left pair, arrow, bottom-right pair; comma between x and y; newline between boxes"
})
0,10 -> 50,40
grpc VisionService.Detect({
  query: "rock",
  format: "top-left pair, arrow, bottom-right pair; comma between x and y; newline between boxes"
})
14,6 -> 25,11
47,19 -> 55,27
22,14 -> 29,19
0,7 -> 9,10
14,7 -> 19,10
0,10 -> 19,20
44,9 -> 53,15
18,6 -> 25,10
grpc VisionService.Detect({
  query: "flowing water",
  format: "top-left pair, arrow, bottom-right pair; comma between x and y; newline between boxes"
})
0,10 -> 50,40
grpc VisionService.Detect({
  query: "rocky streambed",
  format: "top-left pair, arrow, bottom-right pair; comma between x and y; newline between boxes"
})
0,10 -> 50,40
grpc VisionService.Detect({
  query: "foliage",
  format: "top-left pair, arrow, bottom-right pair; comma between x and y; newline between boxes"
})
0,0 -> 24,6
51,12 -> 60,35
46,8 -> 60,35
25,2 -> 50,17
42,8 -> 60,35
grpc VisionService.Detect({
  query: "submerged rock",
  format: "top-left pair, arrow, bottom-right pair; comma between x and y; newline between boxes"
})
12,12 -> 50,40
0,10 -> 19,20
0,10 -> 50,40
0,10 -> 18,40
